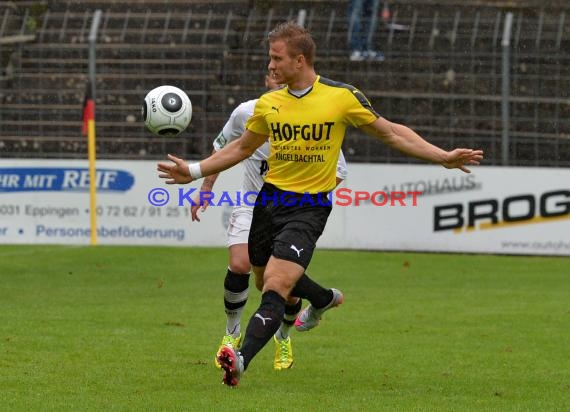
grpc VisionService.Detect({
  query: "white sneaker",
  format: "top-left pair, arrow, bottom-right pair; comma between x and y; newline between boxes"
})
294,288 -> 344,332
349,50 -> 365,61
364,50 -> 385,61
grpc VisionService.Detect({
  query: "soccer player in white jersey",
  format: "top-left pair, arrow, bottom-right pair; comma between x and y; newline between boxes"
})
190,74 -> 348,370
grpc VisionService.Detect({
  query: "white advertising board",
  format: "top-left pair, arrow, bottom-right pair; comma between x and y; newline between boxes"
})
1,160 -> 568,255
0,159 -> 242,246
319,164 -> 570,256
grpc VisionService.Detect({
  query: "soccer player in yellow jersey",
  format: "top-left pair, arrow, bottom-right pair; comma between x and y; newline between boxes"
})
190,73 -> 348,372
158,21 -> 483,387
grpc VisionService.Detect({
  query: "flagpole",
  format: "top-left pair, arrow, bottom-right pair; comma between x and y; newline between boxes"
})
87,10 -> 102,246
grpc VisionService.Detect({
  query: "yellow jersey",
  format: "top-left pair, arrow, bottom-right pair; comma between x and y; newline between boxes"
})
246,75 -> 378,193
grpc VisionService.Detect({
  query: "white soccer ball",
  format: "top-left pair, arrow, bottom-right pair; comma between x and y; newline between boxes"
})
142,85 -> 192,136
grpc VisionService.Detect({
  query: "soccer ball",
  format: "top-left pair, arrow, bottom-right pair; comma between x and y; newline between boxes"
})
142,85 -> 192,136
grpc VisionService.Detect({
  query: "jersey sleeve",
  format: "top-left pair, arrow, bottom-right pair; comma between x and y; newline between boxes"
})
213,100 -> 255,151
335,150 -> 348,180
245,98 -> 271,136
343,87 -> 379,128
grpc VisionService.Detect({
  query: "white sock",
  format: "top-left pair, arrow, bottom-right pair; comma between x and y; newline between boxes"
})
275,299 -> 301,340
225,307 -> 245,337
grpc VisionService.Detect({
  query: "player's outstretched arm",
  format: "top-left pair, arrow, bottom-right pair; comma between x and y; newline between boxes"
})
157,154 -> 192,184
157,130 -> 268,184
439,148 -> 484,173
360,117 -> 483,173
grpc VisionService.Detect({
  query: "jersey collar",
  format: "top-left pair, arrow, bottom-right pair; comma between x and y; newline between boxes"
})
287,75 -> 319,99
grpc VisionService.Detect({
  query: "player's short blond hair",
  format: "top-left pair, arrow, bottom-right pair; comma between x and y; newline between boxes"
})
268,21 -> 316,66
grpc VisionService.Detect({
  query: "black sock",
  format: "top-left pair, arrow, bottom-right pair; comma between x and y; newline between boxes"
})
284,298 -> 302,321
224,269 -> 250,307
223,269 -> 250,335
290,273 -> 333,309
240,290 -> 285,369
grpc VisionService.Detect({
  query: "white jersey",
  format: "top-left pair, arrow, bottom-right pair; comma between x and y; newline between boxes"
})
213,99 -> 268,194
213,99 -> 348,197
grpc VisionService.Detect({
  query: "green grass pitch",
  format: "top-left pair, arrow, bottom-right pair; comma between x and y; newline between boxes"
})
1,245 -> 568,411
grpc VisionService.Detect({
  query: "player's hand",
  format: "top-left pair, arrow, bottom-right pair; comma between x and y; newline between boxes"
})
442,149 -> 484,173
190,197 -> 211,222
157,154 -> 193,184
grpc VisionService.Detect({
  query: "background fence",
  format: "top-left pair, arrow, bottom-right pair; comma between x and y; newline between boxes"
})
1,0 -> 569,166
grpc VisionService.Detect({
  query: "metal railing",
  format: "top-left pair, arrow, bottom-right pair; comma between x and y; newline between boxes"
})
0,1 -> 569,167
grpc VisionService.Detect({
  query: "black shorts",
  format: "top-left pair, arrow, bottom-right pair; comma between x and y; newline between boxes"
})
248,183 -> 332,269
